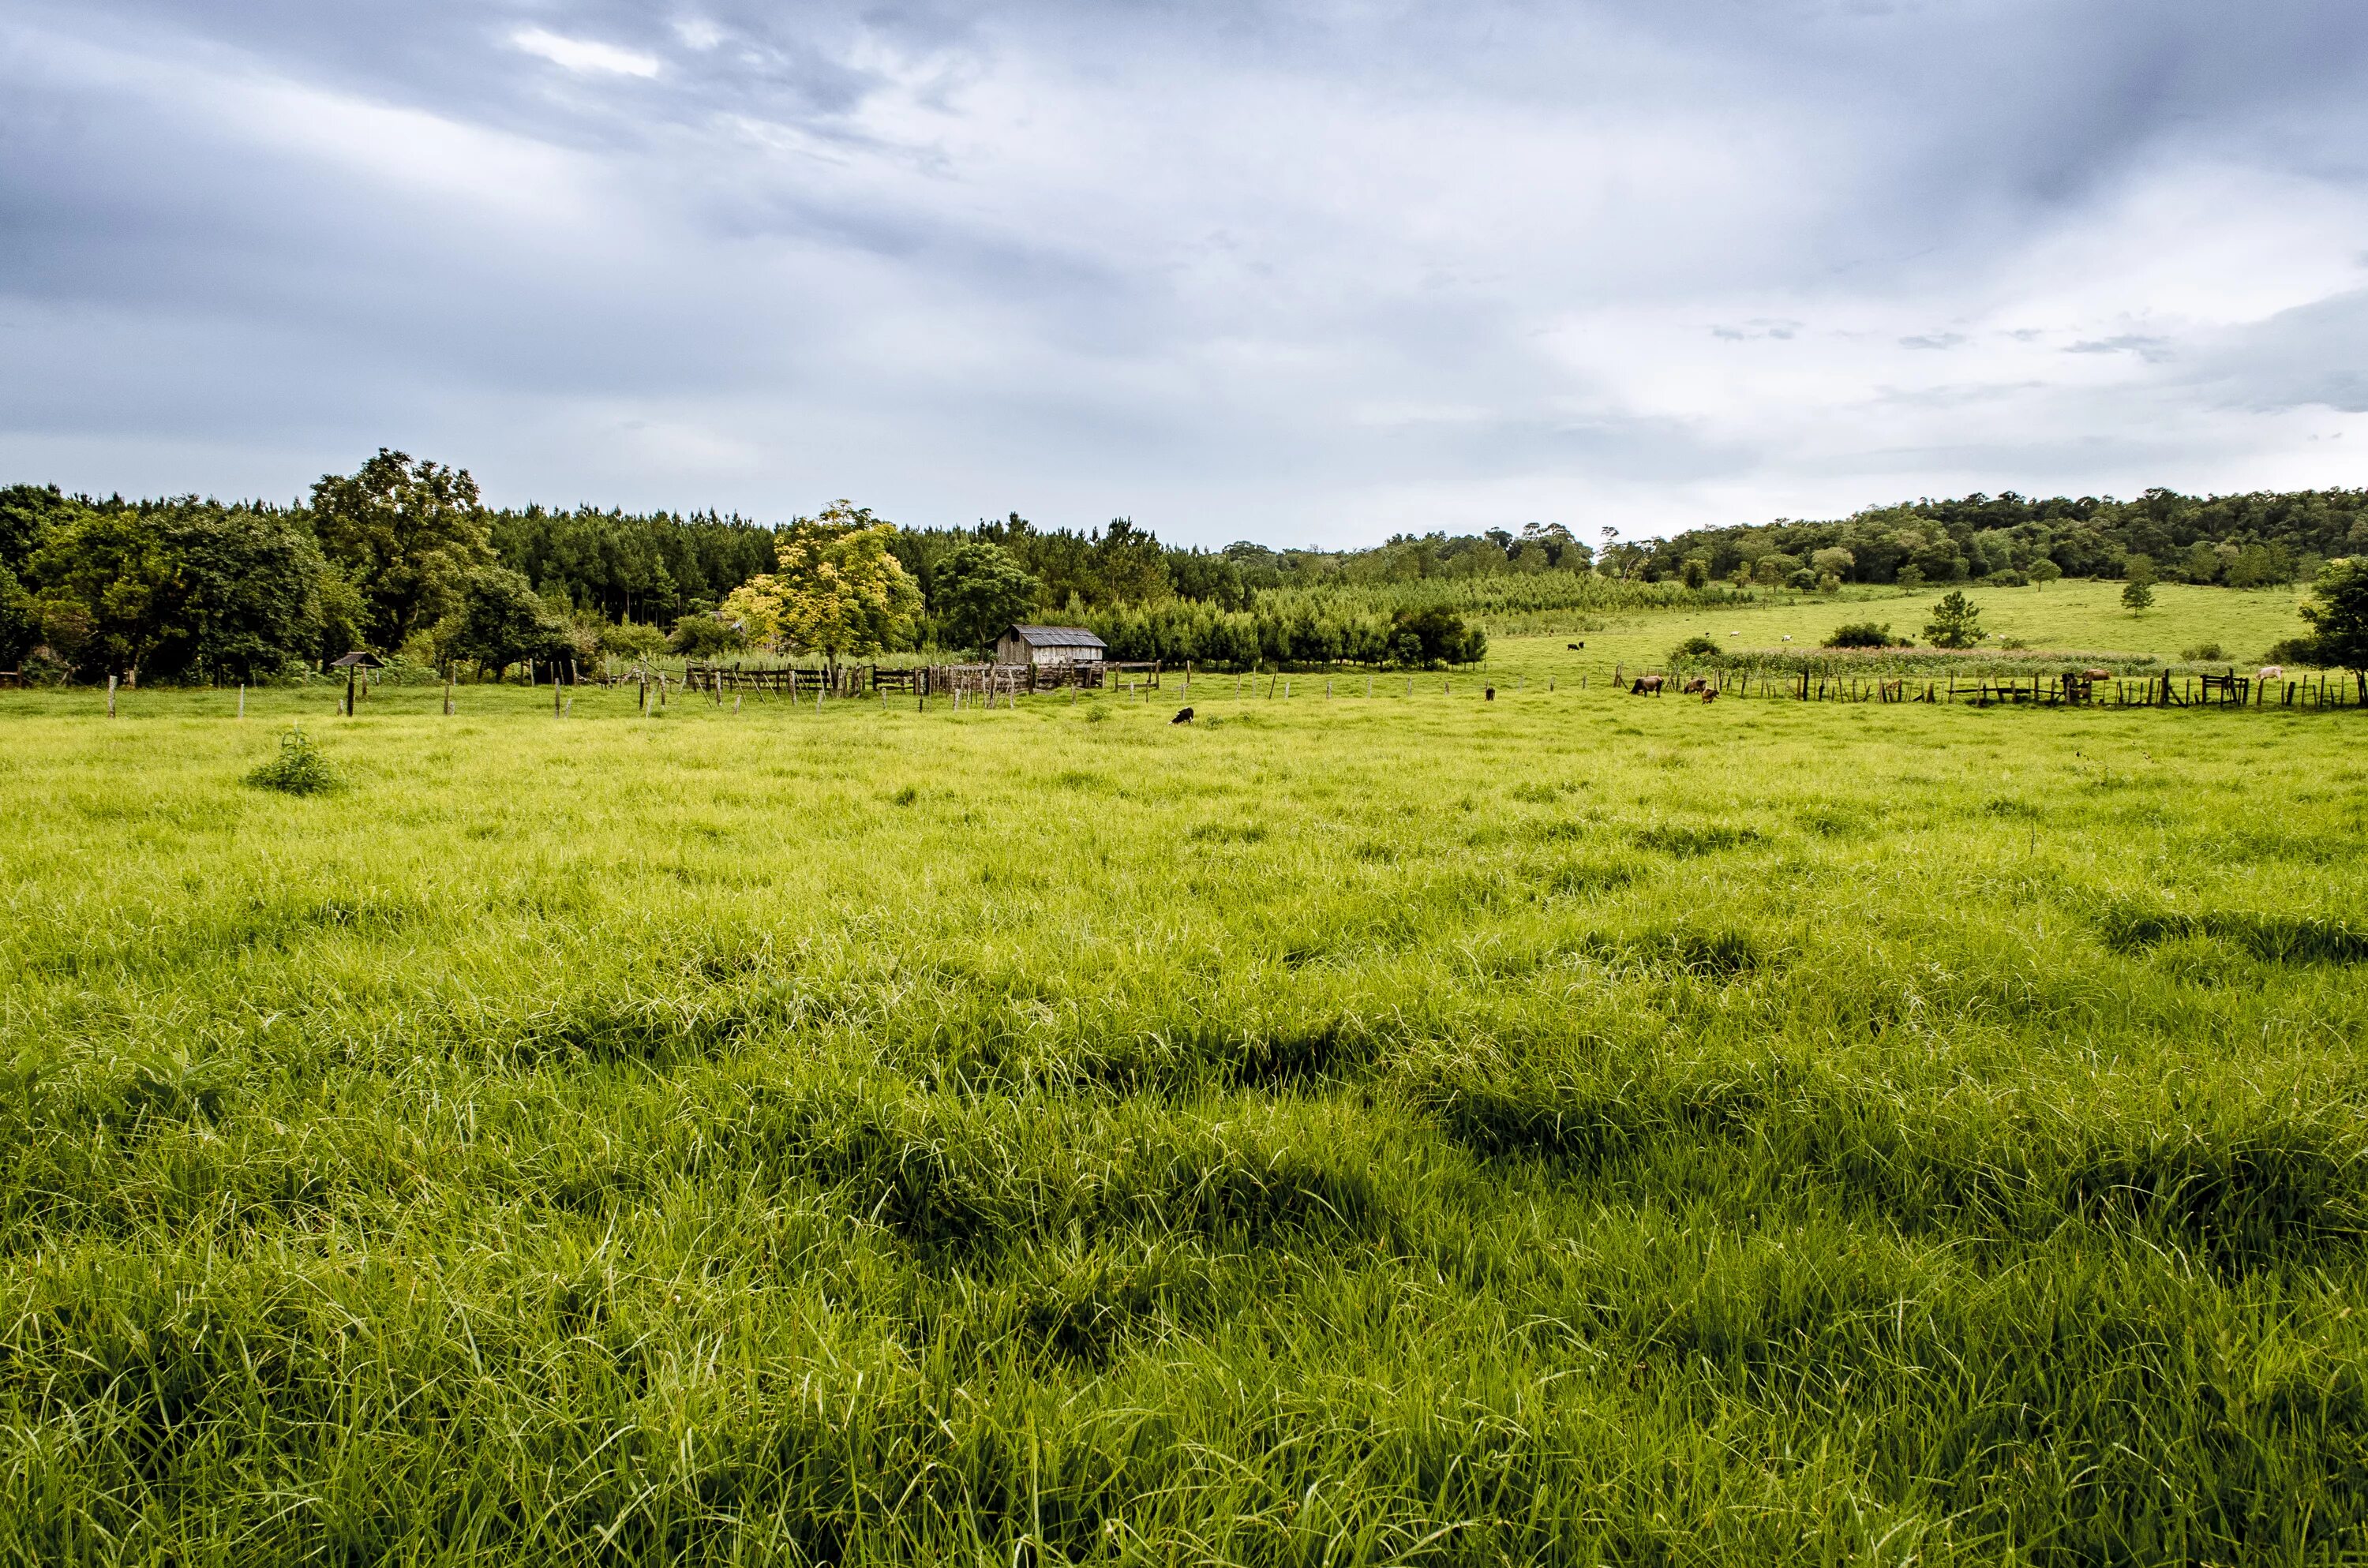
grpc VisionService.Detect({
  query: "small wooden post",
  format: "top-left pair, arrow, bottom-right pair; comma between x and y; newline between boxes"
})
107,674 -> 117,718
345,666 -> 357,717
554,674 -> 563,717
444,675 -> 455,716
237,684 -> 245,719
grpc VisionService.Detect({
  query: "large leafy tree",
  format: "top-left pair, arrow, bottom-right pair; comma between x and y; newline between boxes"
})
27,503 -> 324,680
0,562 -> 37,668
721,503 -> 921,671
310,450 -> 493,649
2300,557 -> 2368,699
0,484 -> 74,575
932,541 -> 1040,653
443,566 -> 570,679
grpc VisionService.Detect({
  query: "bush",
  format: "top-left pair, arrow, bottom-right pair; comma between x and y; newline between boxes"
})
245,728 -> 339,795
2182,641 -> 2226,662
669,613 -> 749,658
600,621 -> 669,662
1669,634 -> 1722,661
1825,621 -> 1903,649
2262,635 -> 2325,668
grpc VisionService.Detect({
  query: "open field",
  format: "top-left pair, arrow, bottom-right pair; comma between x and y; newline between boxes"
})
5,618 -> 2368,1562
1566,579 -> 2320,675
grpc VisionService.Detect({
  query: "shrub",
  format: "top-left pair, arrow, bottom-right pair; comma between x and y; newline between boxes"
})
245,728 -> 339,795
1824,621 -> 1902,649
2182,641 -> 2226,662
669,613 -> 749,657
2262,635 -> 2325,668
1669,634 -> 1722,661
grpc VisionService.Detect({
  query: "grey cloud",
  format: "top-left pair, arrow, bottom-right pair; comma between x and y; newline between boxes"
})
2065,335 -> 2177,363
2186,288 -> 2368,414
3,0 -> 2368,540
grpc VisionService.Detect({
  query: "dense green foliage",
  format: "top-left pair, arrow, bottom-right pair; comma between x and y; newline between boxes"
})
931,541 -> 1041,654
1644,486 -> 2368,588
4,632 -> 2367,1562
8,458 -> 2365,684
489,503 -> 778,624
2300,557 -> 2368,687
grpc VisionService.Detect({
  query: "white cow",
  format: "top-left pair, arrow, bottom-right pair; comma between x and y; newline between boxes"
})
2260,665 -> 2284,682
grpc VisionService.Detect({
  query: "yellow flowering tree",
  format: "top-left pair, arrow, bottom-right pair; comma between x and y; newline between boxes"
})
720,502 -> 920,672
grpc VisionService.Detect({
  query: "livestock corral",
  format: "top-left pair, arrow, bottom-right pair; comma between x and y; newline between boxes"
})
3,601 -> 2367,1564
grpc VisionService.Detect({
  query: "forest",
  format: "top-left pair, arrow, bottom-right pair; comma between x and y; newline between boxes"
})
1,451 -> 2360,683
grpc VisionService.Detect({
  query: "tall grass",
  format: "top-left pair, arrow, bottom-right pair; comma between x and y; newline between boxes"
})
2,653 -> 2366,1563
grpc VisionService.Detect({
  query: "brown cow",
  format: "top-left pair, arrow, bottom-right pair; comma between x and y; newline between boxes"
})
1630,675 -> 1664,695
1682,676 -> 1709,694
1700,687 -> 1719,704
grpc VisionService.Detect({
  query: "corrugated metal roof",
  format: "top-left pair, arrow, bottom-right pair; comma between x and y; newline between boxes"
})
1003,625 -> 1107,649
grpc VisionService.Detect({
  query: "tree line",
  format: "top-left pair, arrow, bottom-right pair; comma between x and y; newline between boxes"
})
0,453 -> 781,683
1627,488 -> 2367,591
5,453 -> 2362,683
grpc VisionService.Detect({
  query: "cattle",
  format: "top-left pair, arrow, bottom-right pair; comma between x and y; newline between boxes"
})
1700,687 -> 1719,704
1630,675 -> 1664,695
2082,668 -> 2112,681
2260,665 -> 2284,682
1682,676 -> 1709,694
1171,706 -> 1195,724
1566,641 -> 1586,650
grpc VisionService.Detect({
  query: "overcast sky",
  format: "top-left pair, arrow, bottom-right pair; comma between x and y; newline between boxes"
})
4,1 -> 2366,545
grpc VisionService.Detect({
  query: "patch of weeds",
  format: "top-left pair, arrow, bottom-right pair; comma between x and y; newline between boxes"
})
1188,821 -> 1269,845
1052,769 -> 1111,791
890,784 -> 920,806
1981,797 -> 2041,820
1511,780 -> 1579,805
245,728 -> 339,795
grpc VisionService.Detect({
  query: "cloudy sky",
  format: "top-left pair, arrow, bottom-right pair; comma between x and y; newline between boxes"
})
4,1 -> 2366,545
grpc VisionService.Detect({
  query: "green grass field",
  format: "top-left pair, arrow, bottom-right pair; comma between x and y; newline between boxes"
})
1567,579 -> 2318,675
4,591 -> 2366,1563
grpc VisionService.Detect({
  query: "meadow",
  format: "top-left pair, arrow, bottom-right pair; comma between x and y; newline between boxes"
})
2,592 -> 2366,1564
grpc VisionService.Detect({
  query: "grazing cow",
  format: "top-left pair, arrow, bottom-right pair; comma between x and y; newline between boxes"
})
1630,675 -> 1664,695
1682,676 -> 1708,694
1566,641 -> 1586,650
1170,706 -> 1194,724
1701,687 -> 1719,704
2082,668 -> 2112,681
2260,665 -> 2284,682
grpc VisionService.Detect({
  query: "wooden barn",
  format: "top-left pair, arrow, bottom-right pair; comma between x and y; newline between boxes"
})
994,624 -> 1107,667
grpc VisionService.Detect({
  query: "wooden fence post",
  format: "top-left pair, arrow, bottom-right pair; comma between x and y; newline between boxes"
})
107,674 -> 117,718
